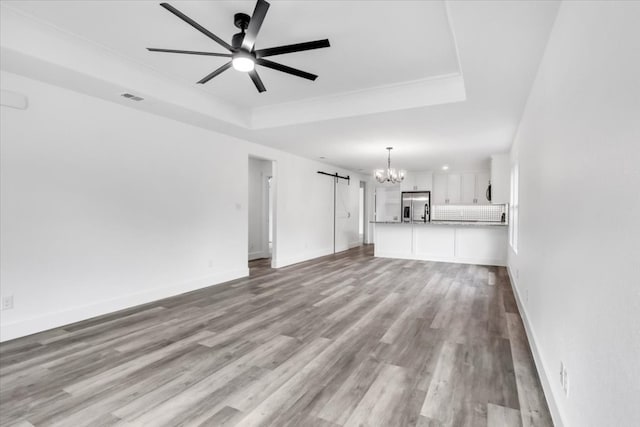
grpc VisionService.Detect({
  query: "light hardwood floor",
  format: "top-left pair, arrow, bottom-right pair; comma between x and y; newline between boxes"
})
0,245 -> 552,427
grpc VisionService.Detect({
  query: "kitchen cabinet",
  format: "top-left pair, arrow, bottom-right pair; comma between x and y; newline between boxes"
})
447,174 -> 461,204
475,171 -> 491,204
490,154 -> 510,204
400,174 -> 415,192
461,173 -> 476,204
401,172 -> 432,192
433,173 -> 448,205
463,172 -> 491,204
374,222 -> 508,266
434,173 -> 461,204
414,172 -> 433,191
434,172 -> 490,205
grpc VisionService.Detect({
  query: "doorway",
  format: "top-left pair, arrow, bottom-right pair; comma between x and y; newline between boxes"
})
359,180 -> 366,244
248,156 -> 275,272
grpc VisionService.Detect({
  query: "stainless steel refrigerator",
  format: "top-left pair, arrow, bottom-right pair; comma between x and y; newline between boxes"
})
401,191 -> 431,223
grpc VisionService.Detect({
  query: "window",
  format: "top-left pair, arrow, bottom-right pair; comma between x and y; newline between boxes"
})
509,162 -> 519,253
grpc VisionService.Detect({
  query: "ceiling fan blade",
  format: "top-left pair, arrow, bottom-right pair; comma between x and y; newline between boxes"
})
197,62 -> 232,84
256,58 -> 318,81
147,48 -> 232,57
255,39 -> 330,58
242,0 -> 270,52
248,70 -> 267,93
160,3 -> 233,52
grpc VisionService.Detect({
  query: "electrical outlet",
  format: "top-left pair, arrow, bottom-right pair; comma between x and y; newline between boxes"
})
2,295 -> 14,310
208,259 -> 213,268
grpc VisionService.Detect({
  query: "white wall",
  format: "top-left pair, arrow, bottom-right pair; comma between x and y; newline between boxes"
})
271,160 -> 331,266
0,71 -> 361,341
507,2 -> 640,426
248,157 -> 272,261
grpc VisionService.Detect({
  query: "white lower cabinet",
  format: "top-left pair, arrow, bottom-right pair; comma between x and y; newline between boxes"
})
414,226 -> 455,258
374,223 -> 508,266
455,227 -> 507,262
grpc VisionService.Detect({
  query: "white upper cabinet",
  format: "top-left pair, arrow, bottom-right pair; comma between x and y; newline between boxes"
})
490,154 -> 510,204
400,174 -> 415,192
447,174 -> 461,204
414,172 -> 433,191
433,173 -> 448,204
475,171 -> 491,204
434,171 -> 491,205
461,173 -> 476,204
400,171 -> 433,192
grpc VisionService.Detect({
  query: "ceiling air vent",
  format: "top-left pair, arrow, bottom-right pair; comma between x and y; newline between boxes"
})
120,93 -> 144,102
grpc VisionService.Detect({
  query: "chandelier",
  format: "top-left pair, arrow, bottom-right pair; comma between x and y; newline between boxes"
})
375,147 -> 406,184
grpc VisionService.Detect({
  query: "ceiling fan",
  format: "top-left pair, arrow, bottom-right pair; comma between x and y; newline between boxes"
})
147,0 -> 330,93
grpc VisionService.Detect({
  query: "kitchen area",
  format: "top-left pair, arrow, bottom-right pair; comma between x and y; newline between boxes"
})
373,154 -> 510,266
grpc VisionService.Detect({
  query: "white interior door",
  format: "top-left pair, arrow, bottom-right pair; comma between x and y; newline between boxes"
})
334,179 -> 352,252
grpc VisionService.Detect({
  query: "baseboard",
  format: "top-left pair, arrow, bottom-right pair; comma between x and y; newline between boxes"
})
273,247 -> 333,268
374,251 -> 506,267
348,240 -> 363,249
507,266 -> 565,427
248,250 -> 269,261
0,267 -> 248,342
276,241 -> 362,268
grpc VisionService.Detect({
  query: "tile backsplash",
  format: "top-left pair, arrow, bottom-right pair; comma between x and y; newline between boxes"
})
432,204 -> 508,223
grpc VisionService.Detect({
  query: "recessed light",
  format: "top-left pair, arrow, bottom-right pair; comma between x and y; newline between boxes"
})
319,156 -> 326,159
442,165 -> 449,170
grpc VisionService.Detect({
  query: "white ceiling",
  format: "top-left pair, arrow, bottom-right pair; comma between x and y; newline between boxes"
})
4,1 -> 460,108
0,0 -> 560,172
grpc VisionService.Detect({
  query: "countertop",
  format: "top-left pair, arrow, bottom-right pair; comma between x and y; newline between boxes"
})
371,221 -> 507,227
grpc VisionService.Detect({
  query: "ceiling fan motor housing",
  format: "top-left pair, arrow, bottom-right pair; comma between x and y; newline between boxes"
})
234,13 -> 250,30
232,32 -> 246,50
232,13 -> 251,49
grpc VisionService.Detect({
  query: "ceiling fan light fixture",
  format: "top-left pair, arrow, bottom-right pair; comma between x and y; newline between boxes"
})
149,0 -> 330,92
232,54 -> 255,72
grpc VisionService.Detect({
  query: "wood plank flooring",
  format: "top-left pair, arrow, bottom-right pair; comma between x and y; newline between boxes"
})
0,245 -> 553,427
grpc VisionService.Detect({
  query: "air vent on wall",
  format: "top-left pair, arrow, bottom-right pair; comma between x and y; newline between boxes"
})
120,93 -> 144,101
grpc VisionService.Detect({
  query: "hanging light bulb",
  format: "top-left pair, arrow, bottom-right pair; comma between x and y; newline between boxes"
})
374,147 -> 406,184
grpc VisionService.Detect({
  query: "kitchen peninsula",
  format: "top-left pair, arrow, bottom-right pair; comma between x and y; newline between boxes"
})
372,221 -> 507,266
